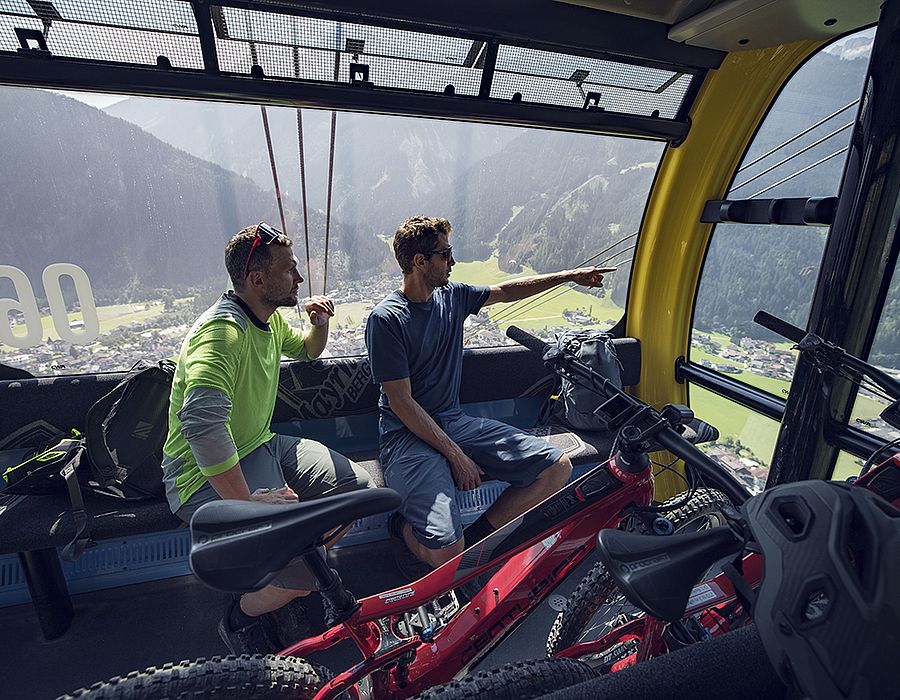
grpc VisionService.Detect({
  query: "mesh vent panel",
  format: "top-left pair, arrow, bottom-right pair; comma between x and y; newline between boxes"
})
491,45 -> 690,118
1,0 -> 202,68
0,1 -> 699,128
0,0 -> 36,16
214,6 -> 483,95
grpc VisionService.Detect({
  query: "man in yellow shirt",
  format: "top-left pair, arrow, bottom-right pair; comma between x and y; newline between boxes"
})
162,223 -> 373,655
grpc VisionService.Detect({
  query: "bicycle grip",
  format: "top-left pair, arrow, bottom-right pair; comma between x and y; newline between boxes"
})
753,311 -> 806,343
506,325 -> 551,357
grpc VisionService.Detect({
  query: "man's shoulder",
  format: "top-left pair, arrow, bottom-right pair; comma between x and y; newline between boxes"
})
439,281 -> 484,305
194,294 -> 250,332
370,292 -> 405,318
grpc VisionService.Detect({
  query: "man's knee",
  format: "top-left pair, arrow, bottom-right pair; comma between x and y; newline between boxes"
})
420,538 -> 464,568
539,454 -> 572,490
320,457 -> 377,496
350,462 -> 377,490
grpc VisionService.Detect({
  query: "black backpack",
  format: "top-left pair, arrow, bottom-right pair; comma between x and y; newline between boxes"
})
1,359 -> 175,560
83,359 -> 175,500
550,329 -> 624,431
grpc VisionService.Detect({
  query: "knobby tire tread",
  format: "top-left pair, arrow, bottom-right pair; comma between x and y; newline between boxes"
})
57,654 -> 335,700
410,658 -> 596,700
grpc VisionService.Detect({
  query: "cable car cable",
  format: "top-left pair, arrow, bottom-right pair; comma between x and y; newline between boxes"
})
749,147 -> 848,199
491,248 -> 634,326
323,111 -> 337,295
259,105 -> 289,236
495,256 -> 633,327
736,99 -> 858,174
322,26 -> 343,296
730,123 -> 853,193
490,245 -> 634,325
490,232 -> 637,324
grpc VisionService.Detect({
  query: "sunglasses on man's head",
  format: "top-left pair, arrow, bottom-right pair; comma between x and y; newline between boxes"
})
423,246 -> 453,261
242,221 -> 282,280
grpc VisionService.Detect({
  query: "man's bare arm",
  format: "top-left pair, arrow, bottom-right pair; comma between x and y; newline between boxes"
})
207,464 -> 253,500
382,378 -> 484,490
302,295 -> 335,359
207,465 -> 298,503
484,266 -> 615,306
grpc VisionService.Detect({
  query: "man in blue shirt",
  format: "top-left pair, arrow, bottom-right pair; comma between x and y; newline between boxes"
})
365,216 -> 613,569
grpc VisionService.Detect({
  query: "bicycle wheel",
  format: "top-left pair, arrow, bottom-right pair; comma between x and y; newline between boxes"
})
546,488 -> 732,662
410,658 -> 596,700
58,655 -> 337,700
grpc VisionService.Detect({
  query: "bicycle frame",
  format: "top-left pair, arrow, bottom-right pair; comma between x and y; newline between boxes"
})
281,455 -> 653,699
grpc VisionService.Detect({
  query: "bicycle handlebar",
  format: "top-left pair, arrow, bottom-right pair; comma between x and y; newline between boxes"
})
753,310 -> 805,344
506,325 -> 750,505
754,310 -> 900,404
506,324 -> 551,356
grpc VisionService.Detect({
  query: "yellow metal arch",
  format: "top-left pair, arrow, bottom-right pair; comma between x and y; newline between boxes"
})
628,40 -> 825,498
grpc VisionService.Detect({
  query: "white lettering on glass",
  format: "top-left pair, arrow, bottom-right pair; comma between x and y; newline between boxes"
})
42,263 -> 100,344
0,264 -> 100,349
0,264 -> 43,349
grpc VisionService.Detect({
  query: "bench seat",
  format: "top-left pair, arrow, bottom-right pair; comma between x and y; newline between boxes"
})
0,340 -> 644,640
0,424 -> 620,555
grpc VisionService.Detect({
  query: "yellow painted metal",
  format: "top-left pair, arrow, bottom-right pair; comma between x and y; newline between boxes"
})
628,40 -> 825,499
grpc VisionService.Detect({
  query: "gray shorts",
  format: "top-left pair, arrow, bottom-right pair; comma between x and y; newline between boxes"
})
380,410 -> 564,550
178,433 -> 374,590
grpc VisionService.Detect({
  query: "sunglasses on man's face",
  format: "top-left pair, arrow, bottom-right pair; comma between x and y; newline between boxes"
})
242,222 -> 282,280
423,246 -> 453,262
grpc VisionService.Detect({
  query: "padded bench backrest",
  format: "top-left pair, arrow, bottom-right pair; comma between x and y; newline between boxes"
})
0,339 -> 641,449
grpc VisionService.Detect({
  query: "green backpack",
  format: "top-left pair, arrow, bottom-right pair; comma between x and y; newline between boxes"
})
1,429 -> 84,496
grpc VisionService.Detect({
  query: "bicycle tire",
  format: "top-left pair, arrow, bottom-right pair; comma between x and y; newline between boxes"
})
410,658 -> 596,700
546,487 -> 732,659
57,655 -> 337,700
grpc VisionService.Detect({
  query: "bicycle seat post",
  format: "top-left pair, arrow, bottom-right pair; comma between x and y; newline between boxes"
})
301,548 -> 358,624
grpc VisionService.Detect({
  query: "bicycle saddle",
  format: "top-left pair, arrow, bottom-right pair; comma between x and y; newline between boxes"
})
596,525 -> 742,622
190,487 -> 401,593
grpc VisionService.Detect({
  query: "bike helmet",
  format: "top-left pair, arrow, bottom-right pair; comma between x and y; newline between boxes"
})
745,480 -> 900,700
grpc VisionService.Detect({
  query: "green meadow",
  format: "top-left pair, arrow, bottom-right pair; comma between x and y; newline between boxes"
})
450,255 -> 623,331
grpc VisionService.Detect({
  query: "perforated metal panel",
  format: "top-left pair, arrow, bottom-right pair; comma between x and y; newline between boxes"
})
491,45 -> 692,118
1,0 -> 203,67
0,0 -> 700,125
212,6 -> 484,96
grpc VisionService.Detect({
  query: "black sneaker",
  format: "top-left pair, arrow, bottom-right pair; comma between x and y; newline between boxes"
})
263,597 -> 313,648
217,596 -> 280,656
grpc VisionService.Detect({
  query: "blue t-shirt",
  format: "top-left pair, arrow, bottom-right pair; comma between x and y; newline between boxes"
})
365,282 -> 491,437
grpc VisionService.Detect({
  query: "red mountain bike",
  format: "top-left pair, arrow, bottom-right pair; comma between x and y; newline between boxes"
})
62,325 -> 751,700
412,310 -> 900,699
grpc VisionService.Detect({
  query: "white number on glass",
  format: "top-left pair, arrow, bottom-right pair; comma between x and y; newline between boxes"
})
42,263 -> 100,344
0,265 -> 43,349
0,264 -> 100,348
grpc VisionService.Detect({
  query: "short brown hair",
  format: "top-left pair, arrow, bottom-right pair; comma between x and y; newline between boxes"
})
224,224 -> 292,288
393,216 -> 451,273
